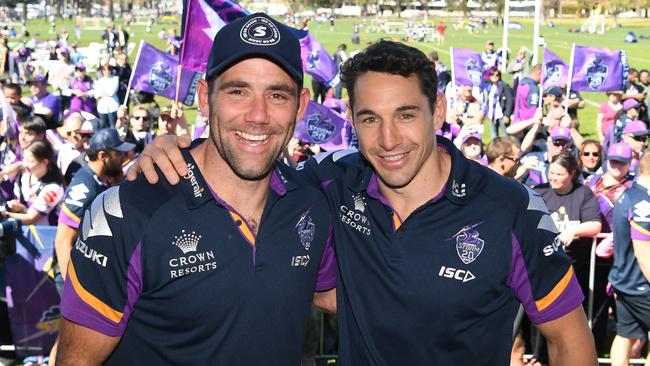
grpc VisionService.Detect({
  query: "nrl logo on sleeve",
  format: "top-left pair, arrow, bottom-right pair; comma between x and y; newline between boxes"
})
586,56 -> 608,90
451,180 -> 466,198
149,61 -> 174,93
449,222 -> 485,265
296,209 -> 316,250
240,17 -> 280,46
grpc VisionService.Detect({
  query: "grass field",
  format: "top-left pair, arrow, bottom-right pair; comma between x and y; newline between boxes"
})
16,15 -> 650,140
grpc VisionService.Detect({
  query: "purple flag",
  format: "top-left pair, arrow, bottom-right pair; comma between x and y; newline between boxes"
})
452,48 -> 484,87
180,0 -> 250,72
570,45 -> 629,92
6,226 -> 60,358
291,29 -> 339,85
542,48 -> 568,89
294,101 -> 351,151
131,42 -> 201,106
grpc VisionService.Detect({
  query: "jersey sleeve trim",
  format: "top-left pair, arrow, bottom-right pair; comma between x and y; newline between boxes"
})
61,204 -> 81,223
536,266 -> 574,312
67,260 -> 124,324
631,221 -> 650,239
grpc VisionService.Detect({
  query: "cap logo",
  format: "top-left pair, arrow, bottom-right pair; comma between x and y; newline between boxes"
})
240,17 -> 280,46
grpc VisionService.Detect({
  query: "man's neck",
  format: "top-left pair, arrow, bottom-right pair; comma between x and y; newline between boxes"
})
87,160 -> 105,180
378,146 -> 451,221
191,141 -> 271,233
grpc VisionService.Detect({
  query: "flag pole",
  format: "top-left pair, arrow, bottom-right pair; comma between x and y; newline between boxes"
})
538,46 -> 545,109
175,65 -> 182,105
449,47 -> 455,86
123,40 -> 144,106
564,43 -> 576,114
501,0 -> 510,74
532,0 -> 541,65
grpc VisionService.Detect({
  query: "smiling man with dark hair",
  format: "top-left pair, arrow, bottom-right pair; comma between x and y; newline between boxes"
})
134,40 -> 596,365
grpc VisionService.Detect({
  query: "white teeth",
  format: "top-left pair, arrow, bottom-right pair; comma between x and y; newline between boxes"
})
383,154 -> 404,161
235,131 -> 269,142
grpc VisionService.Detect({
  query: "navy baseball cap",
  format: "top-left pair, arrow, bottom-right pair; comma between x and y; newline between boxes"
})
89,128 -> 136,152
205,13 -> 303,87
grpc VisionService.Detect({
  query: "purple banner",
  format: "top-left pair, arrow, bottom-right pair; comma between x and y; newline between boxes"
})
294,101 -> 351,151
291,29 -> 339,85
542,48 -> 568,89
570,45 -> 629,92
452,48 -> 484,87
5,226 -> 59,358
181,0 -> 250,73
131,42 -> 201,106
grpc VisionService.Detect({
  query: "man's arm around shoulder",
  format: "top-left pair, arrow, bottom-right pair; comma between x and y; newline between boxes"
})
537,306 -> 597,366
57,319 -> 121,366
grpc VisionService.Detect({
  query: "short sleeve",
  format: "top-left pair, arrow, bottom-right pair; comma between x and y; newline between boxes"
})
315,217 -> 336,292
507,186 -> 584,324
60,186 -> 143,337
631,202 -> 650,241
59,180 -> 96,229
29,183 -> 64,215
580,187 -> 602,223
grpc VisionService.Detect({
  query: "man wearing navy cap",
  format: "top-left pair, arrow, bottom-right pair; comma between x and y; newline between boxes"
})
57,13 -> 335,365
136,40 -> 595,365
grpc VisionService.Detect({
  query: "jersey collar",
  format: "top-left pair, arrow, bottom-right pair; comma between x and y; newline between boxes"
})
349,136 -> 475,205
180,148 -> 296,210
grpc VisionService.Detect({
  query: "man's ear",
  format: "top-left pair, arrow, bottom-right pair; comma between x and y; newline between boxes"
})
295,88 -> 311,122
197,79 -> 209,119
433,92 -> 446,131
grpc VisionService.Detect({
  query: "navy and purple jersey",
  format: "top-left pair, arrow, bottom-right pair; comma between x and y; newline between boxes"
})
513,77 -> 539,124
298,136 -> 583,365
61,149 -> 336,365
610,182 -> 650,296
59,165 -> 107,229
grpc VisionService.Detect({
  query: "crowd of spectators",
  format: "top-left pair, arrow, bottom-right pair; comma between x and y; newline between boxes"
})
0,17 -> 649,366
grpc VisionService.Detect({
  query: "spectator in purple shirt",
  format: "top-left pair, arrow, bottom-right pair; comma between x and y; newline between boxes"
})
506,64 -> 542,140
27,75 -> 61,128
67,64 -> 95,117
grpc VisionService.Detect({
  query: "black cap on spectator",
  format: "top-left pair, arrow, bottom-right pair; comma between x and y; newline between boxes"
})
205,13 -> 303,87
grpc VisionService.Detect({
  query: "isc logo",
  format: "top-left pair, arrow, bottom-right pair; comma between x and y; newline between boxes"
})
438,266 -> 476,283
291,255 -> 310,267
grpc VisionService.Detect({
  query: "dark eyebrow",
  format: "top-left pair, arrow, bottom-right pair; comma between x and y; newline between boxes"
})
218,80 -> 249,90
396,105 -> 421,112
355,105 -> 421,117
268,83 -> 297,95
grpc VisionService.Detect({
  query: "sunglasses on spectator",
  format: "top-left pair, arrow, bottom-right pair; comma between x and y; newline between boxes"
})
503,156 -> 520,164
133,115 -> 150,121
582,151 -> 600,157
552,139 -> 569,147
632,135 -> 648,142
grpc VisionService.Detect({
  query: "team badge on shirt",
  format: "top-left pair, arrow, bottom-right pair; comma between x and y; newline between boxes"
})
450,223 -> 484,265
296,210 -> 315,250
